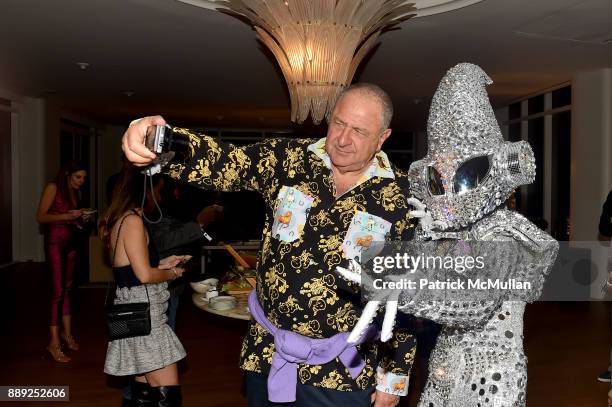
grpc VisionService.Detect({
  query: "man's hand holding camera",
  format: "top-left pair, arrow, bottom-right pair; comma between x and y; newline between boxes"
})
122,116 -> 166,166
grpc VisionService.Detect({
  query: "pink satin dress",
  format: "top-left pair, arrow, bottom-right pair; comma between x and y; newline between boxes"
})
45,190 -> 78,326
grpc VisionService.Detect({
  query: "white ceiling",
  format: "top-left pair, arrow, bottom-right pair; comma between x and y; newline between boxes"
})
0,0 -> 610,130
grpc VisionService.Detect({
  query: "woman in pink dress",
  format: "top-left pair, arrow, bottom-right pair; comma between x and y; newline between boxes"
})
36,160 -> 88,363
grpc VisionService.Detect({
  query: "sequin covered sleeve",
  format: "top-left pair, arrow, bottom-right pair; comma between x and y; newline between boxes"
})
398,210 -> 558,328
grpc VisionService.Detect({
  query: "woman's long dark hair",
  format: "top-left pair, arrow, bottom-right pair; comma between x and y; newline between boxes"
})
54,160 -> 87,209
99,163 -> 147,245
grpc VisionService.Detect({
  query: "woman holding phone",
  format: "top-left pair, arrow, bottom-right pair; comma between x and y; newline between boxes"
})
36,160 -> 90,363
100,164 -> 187,407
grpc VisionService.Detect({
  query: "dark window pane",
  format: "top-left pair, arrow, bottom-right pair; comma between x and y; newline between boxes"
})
552,86 -> 572,108
525,118 -> 544,226
509,102 -> 521,120
551,111 -> 571,240
528,95 -> 544,115
509,122 -> 521,142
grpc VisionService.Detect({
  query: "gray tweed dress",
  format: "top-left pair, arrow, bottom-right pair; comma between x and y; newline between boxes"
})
104,281 -> 186,376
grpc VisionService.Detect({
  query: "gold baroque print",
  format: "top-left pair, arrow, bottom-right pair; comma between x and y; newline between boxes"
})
335,195 -> 367,226
355,364 -> 375,389
404,347 -> 416,366
395,331 -> 412,343
265,263 -> 288,304
318,235 -> 343,256
278,241 -> 293,259
283,147 -> 305,179
218,148 -> 252,190
298,364 -> 322,382
262,344 -> 275,365
249,322 -> 268,346
189,134 -> 221,164
308,210 -> 333,229
290,250 -> 317,270
240,338 -> 248,358
310,159 -> 326,179
314,370 -> 352,391
257,146 -> 278,184
299,274 -> 338,315
186,159 -> 213,187
166,163 -> 185,179
323,250 -> 342,269
318,235 -> 343,266
295,181 -> 320,204
267,309 -> 280,326
262,178 -> 281,207
372,184 -> 408,212
326,303 -> 358,331
260,233 -> 272,265
394,219 -> 411,237
278,295 -> 304,315
292,319 -> 322,337
241,354 -> 261,372
322,173 -> 334,191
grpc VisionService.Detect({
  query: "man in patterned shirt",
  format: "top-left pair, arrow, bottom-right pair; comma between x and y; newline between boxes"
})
122,84 -> 416,407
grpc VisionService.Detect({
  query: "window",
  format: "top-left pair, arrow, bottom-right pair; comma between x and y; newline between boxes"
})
498,86 -> 571,236
551,111 -> 571,240
552,86 -> 571,109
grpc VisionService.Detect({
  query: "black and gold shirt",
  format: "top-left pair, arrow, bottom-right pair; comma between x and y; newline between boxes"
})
166,130 -> 417,392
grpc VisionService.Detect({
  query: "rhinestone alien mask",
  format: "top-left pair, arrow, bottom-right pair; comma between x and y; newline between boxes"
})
408,63 -> 536,231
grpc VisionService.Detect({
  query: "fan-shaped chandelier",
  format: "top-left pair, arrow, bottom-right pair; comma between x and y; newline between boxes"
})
176,0 -> 483,124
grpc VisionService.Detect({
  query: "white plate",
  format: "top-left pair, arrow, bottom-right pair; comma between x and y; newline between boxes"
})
190,278 -> 219,294
209,296 -> 237,311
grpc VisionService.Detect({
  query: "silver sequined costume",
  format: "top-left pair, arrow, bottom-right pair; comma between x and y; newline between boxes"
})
399,63 -> 559,406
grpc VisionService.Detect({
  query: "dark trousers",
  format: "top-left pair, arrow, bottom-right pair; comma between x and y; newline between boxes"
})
245,372 -> 373,407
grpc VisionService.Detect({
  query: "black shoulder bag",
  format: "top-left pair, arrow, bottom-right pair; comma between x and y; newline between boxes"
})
105,213 -> 152,341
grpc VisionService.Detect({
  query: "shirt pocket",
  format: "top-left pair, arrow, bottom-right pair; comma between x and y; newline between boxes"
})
342,211 -> 392,262
271,186 -> 315,243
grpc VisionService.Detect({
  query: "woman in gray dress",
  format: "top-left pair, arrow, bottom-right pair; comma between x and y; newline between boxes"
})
100,166 -> 187,407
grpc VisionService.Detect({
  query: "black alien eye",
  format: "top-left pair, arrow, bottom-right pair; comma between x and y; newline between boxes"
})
453,155 -> 491,194
427,166 -> 445,196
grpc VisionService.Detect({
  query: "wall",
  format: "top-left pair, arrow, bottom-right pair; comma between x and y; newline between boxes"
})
571,69 -> 612,240
571,68 -> 612,298
12,97 -> 46,262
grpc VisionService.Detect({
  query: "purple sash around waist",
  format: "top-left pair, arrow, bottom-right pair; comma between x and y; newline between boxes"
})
247,290 -> 377,403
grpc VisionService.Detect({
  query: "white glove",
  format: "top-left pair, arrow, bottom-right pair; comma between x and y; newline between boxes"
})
336,260 -> 400,343
407,197 -> 447,240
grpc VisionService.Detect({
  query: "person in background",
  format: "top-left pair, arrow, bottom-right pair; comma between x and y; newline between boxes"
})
36,160 -> 90,363
101,165 -> 188,407
144,175 -> 223,329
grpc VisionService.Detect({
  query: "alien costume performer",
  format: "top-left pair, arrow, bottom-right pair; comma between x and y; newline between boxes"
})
339,63 -> 559,406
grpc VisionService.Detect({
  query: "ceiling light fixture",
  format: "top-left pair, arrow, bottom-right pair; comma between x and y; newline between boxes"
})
76,62 -> 90,70
177,0 -> 483,124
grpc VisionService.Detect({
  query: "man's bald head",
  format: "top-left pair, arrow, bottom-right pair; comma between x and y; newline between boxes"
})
334,83 -> 393,131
